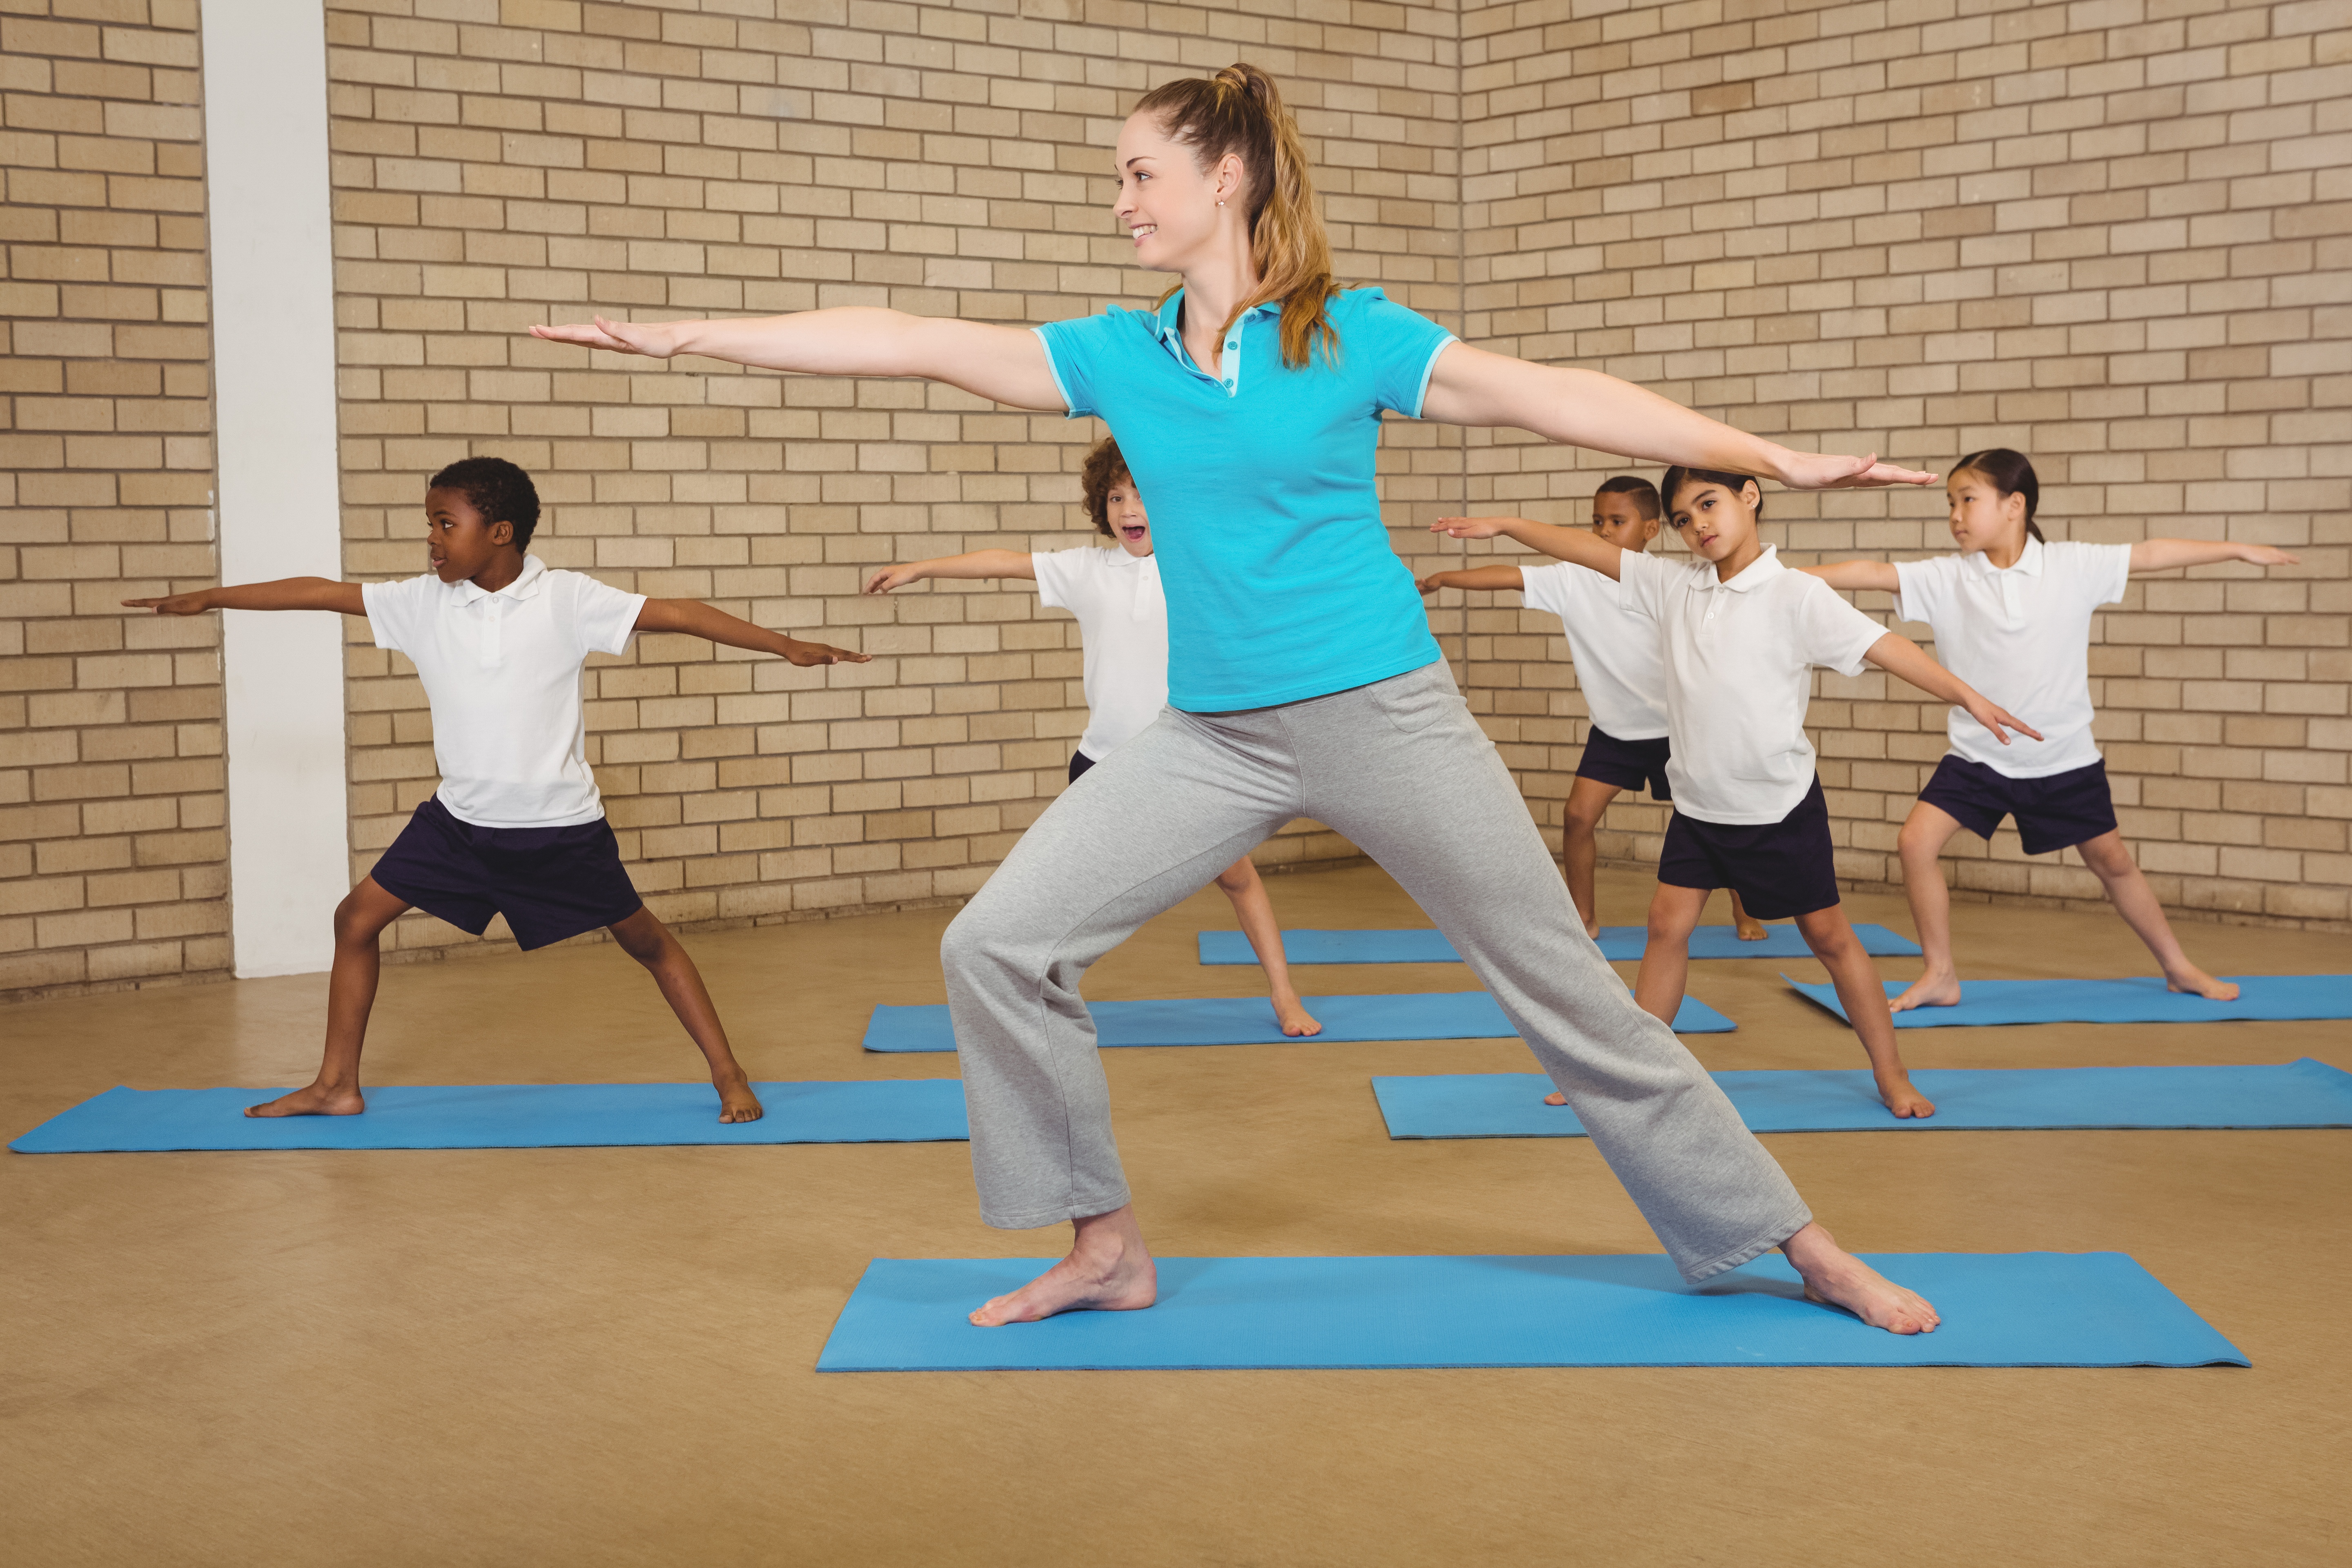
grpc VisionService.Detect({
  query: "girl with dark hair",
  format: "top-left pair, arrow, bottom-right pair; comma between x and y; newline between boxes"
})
1435,469 -> 2038,1121
861,438 -> 1323,1037
1805,450 -> 2298,1009
536,63 -> 1950,1335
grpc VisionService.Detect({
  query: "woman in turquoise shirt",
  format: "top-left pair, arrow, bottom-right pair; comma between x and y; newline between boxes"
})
536,65 -> 1941,1339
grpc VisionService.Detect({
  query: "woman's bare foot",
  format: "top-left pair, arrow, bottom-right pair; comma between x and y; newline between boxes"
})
2165,966 -> 2240,1002
969,1205 -> 1157,1327
244,1082 -> 365,1118
1890,969 -> 1962,1011
1274,993 -> 1323,1037
716,1075 -> 764,1123
1781,1221 -> 1940,1334
1875,1068 -> 1935,1119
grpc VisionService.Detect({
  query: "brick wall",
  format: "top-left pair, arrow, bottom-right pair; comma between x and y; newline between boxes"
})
322,0 -> 1465,960
0,0 -> 227,999
1454,0 -> 2350,928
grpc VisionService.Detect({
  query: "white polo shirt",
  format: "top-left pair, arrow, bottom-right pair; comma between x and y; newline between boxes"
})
1518,558 -> 1670,741
1032,546 -> 1168,761
362,555 -> 646,828
1618,545 -> 1888,824
1894,538 -> 2131,779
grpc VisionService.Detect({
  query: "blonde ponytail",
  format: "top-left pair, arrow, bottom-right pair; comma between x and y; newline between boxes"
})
1134,63 -> 1339,369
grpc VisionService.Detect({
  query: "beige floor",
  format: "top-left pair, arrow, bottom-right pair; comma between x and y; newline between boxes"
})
2,864 -> 2345,1566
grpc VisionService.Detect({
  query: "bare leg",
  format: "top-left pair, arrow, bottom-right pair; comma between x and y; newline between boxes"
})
245,878 -> 411,1117
1728,890 -> 1769,941
1549,882 -> 1705,1105
1783,1220 -> 1940,1334
1216,855 -> 1321,1036
1795,904 -> 1933,1118
969,1202 -> 1158,1326
608,906 -> 764,1122
2076,831 -> 2239,1000
1560,776 -> 1621,939
1891,801 -> 1967,1011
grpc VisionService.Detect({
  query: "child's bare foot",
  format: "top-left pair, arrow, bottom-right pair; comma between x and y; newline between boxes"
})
1890,969 -> 1962,1011
970,1206 -> 1157,1326
1734,914 -> 1769,941
1583,919 -> 1602,941
1274,994 -> 1323,1037
1875,1068 -> 1935,1119
716,1076 -> 764,1123
1782,1221 -> 1940,1334
1544,1089 -> 1567,1106
244,1082 -> 364,1118
2165,966 -> 2240,1002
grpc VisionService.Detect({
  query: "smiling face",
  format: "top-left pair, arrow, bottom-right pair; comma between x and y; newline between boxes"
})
424,485 -> 517,584
1105,477 -> 1152,558
1946,468 -> 2028,556
1666,479 -> 1762,567
1590,491 -> 1660,552
1113,111 -> 1246,276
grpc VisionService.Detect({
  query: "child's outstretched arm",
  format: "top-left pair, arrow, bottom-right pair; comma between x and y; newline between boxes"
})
2129,539 -> 2299,573
124,579 -> 364,616
862,550 -> 1037,595
1418,565 -> 1526,596
634,600 -> 868,667
1429,517 -> 1628,579
1863,633 -> 2043,747
1800,561 -> 1900,593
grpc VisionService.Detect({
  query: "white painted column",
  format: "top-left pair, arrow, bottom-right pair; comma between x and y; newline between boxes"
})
201,0 -> 351,977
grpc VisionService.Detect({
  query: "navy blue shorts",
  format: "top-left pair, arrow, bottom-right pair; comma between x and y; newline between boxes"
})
1657,777 -> 1841,921
1068,750 -> 1098,785
1575,726 -> 1672,800
368,796 -> 642,952
1919,754 -> 2118,857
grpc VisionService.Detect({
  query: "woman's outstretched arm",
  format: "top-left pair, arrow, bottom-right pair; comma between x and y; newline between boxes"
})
530,311 -> 1066,411
1419,343 -> 1937,492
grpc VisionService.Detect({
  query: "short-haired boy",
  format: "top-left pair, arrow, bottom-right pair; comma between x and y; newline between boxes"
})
1435,467 -> 2040,1119
1418,474 -> 1768,943
126,457 -> 868,1123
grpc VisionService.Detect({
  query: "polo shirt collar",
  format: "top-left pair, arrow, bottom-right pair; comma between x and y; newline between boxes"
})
1709,542 -> 1784,592
1965,535 -> 2044,577
454,552 -> 547,606
1147,289 -> 1278,398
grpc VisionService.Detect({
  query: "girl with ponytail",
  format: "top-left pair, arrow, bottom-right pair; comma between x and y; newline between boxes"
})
1806,450 -> 2298,1010
535,62 -> 1944,1337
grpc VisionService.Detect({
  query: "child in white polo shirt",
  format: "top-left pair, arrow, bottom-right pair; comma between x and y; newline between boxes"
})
864,437 -> 1323,1037
1436,466 -> 2040,1119
1803,448 -> 2299,1010
1417,474 -> 1769,943
126,457 -> 867,1123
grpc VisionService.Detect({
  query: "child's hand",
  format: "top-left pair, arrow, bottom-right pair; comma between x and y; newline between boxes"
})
2239,544 -> 2300,566
528,315 -> 680,359
1964,694 -> 2043,747
1417,572 -> 1447,597
862,564 -> 924,595
780,638 -> 870,667
122,591 -> 213,616
1431,517 -> 1506,540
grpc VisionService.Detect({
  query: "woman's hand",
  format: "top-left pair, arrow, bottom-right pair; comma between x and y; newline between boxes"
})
863,564 -> 927,595
122,590 -> 215,615
780,637 -> 870,667
1773,450 -> 1939,491
530,316 -> 682,359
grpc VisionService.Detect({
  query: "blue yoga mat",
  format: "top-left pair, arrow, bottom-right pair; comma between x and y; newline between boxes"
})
1198,923 -> 1921,965
1785,974 -> 2352,1028
861,990 -> 1734,1053
815,1252 -> 2245,1370
7,1080 -> 969,1153
1371,1059 -> 2352,1138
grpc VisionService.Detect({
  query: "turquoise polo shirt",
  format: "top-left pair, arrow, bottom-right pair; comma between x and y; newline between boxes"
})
1033,287 -> 1457,712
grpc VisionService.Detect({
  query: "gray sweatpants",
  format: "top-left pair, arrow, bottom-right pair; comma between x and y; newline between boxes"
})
940,659 -> 1812,1282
